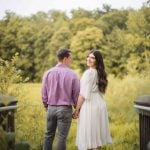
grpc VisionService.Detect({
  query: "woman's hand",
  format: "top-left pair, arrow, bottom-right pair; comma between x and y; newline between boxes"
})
72,109 -> 80,119
72,95 -> 84,119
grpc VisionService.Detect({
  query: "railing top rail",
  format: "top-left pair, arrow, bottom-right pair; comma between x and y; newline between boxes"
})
0,105 -> 18,112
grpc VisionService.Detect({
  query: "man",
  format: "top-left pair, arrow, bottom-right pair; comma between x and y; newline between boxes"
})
41,48 -> 80,150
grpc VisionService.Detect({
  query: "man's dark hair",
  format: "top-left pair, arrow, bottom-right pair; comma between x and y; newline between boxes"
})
57,48 -> 71,60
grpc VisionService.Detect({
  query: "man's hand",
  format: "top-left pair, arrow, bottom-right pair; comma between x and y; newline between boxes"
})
72,109 -> 80,119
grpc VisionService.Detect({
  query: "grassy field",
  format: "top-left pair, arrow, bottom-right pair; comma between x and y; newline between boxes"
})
15,74 -> 150,150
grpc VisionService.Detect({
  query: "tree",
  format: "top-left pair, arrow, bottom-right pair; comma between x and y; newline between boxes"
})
102,4 -> 112,13
100,10 -> 128,34
69,18 -> 96,35
70,27 -> 103,73
33,25 -> 54,81
16,20 -> 37,80
47,26 -> 73,67
126,50 -> 150,76
71,8 -> 93,19
0,14 -> 22,60
103,28 -> 129,76
127,10 -> 148,36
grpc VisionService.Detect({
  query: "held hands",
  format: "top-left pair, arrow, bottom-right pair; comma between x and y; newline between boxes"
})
72,109 -> 80,119
72,95 -> 84,119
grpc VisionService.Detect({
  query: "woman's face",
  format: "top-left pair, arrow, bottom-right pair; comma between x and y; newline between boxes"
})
86,53 -> 96,68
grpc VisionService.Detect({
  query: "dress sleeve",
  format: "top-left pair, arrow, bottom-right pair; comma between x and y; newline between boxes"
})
80,70 -> 94,100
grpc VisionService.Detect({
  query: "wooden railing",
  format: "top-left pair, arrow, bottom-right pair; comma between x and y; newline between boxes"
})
0,94 -> 18,150
134,95 -> 150,150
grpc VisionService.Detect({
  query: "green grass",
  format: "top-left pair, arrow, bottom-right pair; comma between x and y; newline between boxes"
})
15,74 -> 150,150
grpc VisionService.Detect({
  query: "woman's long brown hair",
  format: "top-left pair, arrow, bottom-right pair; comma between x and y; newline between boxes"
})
90,49 -> 108,93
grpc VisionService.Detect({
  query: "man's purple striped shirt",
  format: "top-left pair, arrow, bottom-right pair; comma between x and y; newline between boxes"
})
41,64 -> 80,108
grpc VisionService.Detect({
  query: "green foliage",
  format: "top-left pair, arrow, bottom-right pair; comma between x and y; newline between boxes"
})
69,18 -> 96,34
0,53 -> 28,95
103,28 -> 128,76
0,54 -> 30,149
0,7 -> 149,81
0,54 -> 29,149
0,127 -> 7,150
14,72 -> 150,150
48,10 -> 69,23
71,27 -> 103,73
105,74 -> 150,150
126,50 -> 150,76
33,24 -> 54,81
15,84 -> 45,150
16,21 -> 36,80
127,10 -> 148,36
15,141 -> 30,150
100,10 -> 128,33
71,8 -> 93,19
6,132 -> 15,149
48,26 -> 73,67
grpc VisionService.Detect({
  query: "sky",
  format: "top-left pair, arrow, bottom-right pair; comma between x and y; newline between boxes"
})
0,0 -> 147,19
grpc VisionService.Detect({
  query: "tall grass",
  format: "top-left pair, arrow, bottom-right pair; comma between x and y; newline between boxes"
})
15,74 -> 150,150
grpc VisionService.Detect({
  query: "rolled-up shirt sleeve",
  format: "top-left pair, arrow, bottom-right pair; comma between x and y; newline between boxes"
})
41,72 -> 48,108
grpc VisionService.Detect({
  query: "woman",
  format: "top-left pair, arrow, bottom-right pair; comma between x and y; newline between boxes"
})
73,49 -> 112,150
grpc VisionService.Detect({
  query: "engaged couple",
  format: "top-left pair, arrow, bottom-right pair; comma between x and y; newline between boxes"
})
41,48 -> 112,150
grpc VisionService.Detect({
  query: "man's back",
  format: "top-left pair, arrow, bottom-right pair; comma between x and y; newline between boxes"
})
42,64 -> 80,108
42,48 -> 80,150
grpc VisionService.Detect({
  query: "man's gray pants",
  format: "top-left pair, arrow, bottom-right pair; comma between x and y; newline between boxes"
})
43,105 -> 72,150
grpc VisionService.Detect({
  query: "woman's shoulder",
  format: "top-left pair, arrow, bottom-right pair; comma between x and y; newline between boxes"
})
83,68 -> 97,76
86,68 -> 97,73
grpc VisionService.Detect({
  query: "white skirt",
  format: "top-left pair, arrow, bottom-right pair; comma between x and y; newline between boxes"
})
76,93 -> 112,150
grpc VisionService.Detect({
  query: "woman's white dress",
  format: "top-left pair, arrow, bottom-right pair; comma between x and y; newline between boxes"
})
76,68 -> 112,150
